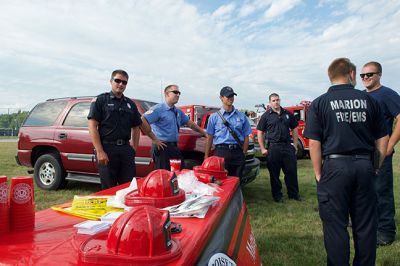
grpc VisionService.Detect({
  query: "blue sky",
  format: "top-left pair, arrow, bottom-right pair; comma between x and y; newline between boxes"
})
0,0 -> 399,113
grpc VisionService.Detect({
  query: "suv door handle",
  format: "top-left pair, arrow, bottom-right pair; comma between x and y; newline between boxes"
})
58,133 -> 67,139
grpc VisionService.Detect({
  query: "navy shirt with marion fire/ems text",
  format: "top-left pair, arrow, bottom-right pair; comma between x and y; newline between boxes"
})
304,84 -> 387,156
256,107 -> 298,143
87,91 -> 142,142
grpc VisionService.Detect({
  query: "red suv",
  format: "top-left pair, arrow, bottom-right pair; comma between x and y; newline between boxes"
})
16,97 -> 260,190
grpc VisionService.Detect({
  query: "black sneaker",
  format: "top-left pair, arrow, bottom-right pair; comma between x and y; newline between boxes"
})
274,198 -> 284,203
377,235 -> 395,246
289,196 -> 302,201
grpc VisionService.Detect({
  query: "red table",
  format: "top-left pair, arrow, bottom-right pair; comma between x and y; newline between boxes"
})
0,178 -> 261,265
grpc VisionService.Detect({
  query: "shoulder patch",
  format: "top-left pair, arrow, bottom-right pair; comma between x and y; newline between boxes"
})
145,109 -> 154,115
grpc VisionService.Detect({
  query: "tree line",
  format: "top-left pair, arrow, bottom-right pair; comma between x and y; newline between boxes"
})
0,111 -> 29,135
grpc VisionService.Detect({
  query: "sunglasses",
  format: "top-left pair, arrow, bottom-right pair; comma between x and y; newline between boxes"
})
360,72 -> 379,79
113,78 -> 128,85
169,90 -> 181,95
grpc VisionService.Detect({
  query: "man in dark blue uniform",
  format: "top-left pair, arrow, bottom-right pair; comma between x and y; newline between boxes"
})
205,86 -> 251,182
141,84 -> 206,170
88,69 -> 142,189
304,58 -> 388,265
256,93 -> 301,202
362,61 -> 400,246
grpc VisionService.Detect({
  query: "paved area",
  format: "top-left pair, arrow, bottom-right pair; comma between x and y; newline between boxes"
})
0,139 -> 17,142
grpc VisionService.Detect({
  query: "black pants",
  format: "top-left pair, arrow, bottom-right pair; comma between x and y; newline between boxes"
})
214,147 -> 245,181
318,157 -> 376,266
97,144 -> 136,190
151,142 -> 184,171
266,143 -> 299,200
375,154 -> 396,240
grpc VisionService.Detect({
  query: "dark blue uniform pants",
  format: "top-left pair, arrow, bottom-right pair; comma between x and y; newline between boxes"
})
266,143 -> 299,200
152,142 -> 184,171
318,157 -> 376,266
97,144 -> 136,190
375,154 -> 396,240
214,147 -> 245,181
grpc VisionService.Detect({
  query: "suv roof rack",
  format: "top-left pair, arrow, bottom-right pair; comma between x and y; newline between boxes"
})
46,96 -> 95,101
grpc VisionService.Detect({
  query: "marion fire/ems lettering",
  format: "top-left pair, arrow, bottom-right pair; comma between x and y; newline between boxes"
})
330,99 -> 367,123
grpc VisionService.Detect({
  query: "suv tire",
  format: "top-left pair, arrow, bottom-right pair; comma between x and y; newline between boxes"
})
34,153 -> 67,190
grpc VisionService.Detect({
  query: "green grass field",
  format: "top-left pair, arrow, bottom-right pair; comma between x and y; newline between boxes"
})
1,141 -> 399,265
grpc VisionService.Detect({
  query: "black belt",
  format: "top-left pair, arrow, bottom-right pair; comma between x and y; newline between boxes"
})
102,139 -> 129,146
325,154 -> 370,160
269,141 -> 290,145
216,144 -> 241,150
164,142 -> 177,145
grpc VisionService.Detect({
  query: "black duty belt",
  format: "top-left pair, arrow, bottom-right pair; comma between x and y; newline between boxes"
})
325,154 -> 370,160
164,142 -> 178,145
269,141 -> 290,145
216,144 -> 242,150
102,139 -> 129,146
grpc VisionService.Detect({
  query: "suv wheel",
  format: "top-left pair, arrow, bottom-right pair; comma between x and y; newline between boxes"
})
34,154 -> 67,190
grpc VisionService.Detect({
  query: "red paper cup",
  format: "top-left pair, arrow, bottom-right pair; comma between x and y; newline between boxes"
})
0,207 -> 9,234
9,176 -> 34,206
0,176 -> 9,234
0,176 -> 8,205
169,159 -> 181,172
9,176 -> 35,231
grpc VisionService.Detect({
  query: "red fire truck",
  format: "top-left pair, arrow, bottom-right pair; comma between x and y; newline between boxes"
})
284,100 -> 311,159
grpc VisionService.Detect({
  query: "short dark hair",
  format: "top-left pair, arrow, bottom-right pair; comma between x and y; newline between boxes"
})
269,93 -> 279,101
328,58 -> 355,82
111,69 -> 129,80
363,61 -> 382,73
164,84 -> 178,93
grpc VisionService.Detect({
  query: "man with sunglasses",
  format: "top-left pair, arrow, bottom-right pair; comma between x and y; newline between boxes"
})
205,86 -> 251,183
142,85 -> 206,170
256,93 -> 301,202
362,61 -> 400,246
304,58 -> 388,265
88,69 -> 142,189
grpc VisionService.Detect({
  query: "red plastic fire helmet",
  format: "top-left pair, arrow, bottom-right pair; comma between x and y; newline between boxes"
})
125,169 -> 185,208
202,156 -> 225,171
193,156 -> 228,180
79,206 -> 182,265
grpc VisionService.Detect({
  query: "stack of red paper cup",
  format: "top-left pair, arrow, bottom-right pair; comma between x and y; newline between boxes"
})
9,176 -> 35,231
169,159 -> 181,172
0,176 -> 9,234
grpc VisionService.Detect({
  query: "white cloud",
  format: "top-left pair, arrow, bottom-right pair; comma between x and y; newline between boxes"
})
0,0 -> 399,114
212,3 -> 236,19
264,0 -> 302,19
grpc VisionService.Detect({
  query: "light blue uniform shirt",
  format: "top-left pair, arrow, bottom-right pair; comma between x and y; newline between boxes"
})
144,103 -> 189,142
206,107 -> 251,145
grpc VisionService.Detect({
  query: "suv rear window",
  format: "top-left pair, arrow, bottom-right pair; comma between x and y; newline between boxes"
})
23,100 -> 67,126
135,100 -> 157,113
63,102 -> 91,127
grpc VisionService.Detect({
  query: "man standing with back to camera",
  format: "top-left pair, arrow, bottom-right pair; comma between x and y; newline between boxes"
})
256,93 -> 301,203
361,61 -> 400,246
304,58 -> 388,265
88,69 -> 142,189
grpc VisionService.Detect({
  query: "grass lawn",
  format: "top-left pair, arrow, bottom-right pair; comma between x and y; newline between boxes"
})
1,141 -> 399,265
